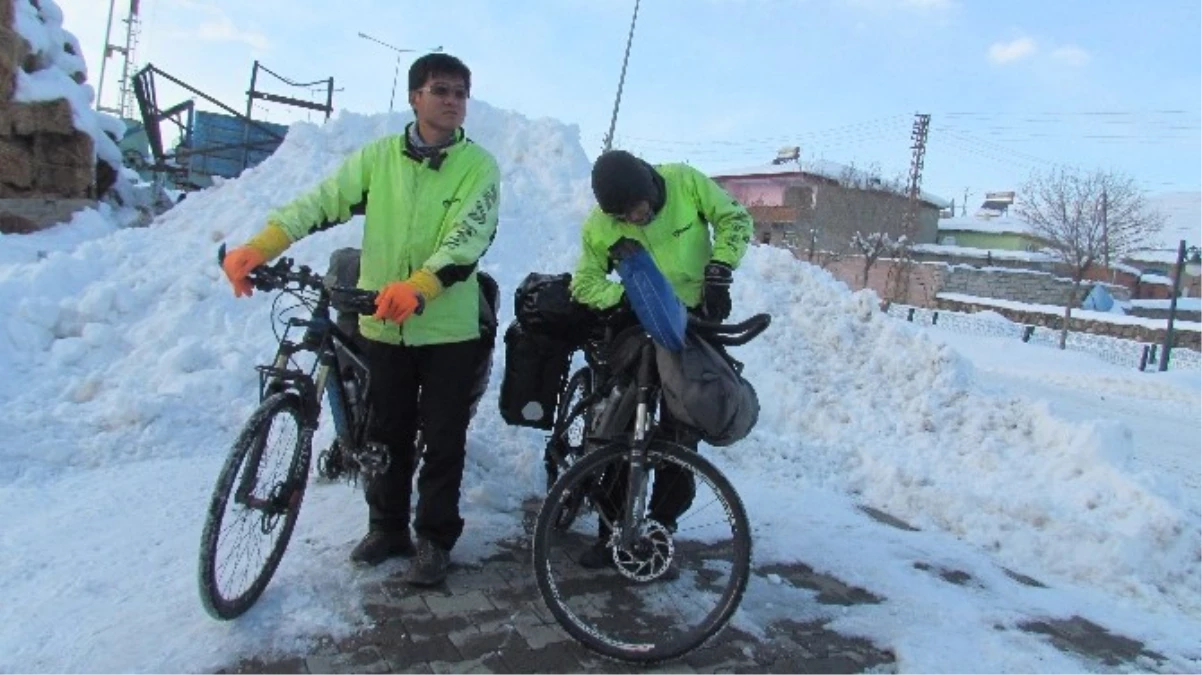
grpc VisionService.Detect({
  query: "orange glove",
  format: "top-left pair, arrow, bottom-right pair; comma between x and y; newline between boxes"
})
222,223 -> 292,298
373,282 -> 426,324
222,246 -> 268,298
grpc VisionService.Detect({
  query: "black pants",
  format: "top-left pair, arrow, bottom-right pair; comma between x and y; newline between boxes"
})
595,400 -> 697,540
357,336 -> 485,551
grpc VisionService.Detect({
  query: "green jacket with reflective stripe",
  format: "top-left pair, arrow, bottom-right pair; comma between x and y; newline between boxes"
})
269,127 -> 500,346
570,163 -> 752,310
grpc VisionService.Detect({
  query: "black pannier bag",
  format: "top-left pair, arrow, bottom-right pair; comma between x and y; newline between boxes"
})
514,272 -> 598,343
655,333 -> 759,447
499,321 -> 573,429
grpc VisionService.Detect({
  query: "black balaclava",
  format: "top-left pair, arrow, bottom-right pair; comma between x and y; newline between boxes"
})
591,150 -> 662,217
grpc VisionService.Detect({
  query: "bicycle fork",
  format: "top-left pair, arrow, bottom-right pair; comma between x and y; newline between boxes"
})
617,343 -> 657,550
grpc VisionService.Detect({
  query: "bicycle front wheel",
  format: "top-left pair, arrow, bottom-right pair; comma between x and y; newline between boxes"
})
198,392 -> 312,620
532,440 -> 751,663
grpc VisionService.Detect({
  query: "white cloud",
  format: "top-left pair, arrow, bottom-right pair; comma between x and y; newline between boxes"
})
988,37 -> 1037,64
1051,44 -> 1091,67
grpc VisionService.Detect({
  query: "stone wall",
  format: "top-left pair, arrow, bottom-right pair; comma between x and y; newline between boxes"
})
0,2 -> 98,233
935,296 -> 1201,351
940,265 -> 1131,305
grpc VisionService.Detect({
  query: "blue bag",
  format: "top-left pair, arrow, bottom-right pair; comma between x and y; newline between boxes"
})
616,246 -> 687,352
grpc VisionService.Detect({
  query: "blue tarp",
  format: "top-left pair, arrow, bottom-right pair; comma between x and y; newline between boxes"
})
187,111 -> 288,178
1081,283 -> 1115,312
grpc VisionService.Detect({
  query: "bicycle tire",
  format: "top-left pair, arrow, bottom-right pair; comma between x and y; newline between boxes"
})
198,392 -> 312,620
532,440 -> 751,663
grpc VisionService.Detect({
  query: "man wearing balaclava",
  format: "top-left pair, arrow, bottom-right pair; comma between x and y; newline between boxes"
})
568,149 -> 753,569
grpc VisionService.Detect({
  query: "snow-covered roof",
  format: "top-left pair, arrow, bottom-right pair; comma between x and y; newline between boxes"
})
937,213 -> 1035,235
912,243 -> 1056,262
711,159 -> 951,209
1130,297 -> 1202,311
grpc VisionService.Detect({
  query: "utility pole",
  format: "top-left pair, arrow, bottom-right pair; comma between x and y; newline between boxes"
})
1101,189 -> 1110,273
1159,239 -> 1187,371
602,0 -> 641,153
358,33 -> 442,113
901,113 -> 931,237
962,187 -> 969,216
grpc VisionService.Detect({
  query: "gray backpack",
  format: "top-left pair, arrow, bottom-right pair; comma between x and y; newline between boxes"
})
655,333 -> 759,447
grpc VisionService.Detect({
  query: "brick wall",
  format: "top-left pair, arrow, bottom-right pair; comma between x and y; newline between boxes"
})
0,6 -> 98,233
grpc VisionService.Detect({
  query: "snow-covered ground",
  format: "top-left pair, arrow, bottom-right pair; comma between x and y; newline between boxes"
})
0,102 -> 1198,673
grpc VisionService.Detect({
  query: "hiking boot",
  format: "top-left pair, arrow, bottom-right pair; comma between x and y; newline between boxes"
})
349,530 -> 415,566
407,538 -> 451,587
578,540 -> 615,569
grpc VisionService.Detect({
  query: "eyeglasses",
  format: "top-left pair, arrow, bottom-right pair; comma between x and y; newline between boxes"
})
419,84 -> 469,100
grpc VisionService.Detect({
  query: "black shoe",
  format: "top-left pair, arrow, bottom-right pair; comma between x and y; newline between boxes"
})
578,540 -> 614,569
407,538 -> 451,587
349,530 -> 415,566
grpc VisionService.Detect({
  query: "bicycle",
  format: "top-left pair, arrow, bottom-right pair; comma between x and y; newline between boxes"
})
198,247 -> 388,620
532,311 -> 771,663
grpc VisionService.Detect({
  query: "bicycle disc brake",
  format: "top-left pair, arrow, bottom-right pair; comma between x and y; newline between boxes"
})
613,520 -> 675,582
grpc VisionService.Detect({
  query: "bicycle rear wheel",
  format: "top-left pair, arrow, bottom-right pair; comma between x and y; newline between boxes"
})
532,440 -> 751,663
545,367 -> 593,490
198,392 -> 312,620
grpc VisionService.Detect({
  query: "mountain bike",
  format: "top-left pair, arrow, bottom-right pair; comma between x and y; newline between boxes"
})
198,247 -> 386,620
533,311 -> 771,664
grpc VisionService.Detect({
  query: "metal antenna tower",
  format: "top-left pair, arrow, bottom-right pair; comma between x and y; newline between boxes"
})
96,0 -> 142,118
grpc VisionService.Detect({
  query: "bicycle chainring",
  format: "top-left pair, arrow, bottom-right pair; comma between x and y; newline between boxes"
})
354,441 -> 392,479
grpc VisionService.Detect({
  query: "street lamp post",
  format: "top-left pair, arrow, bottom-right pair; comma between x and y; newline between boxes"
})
1158,239 -> 1202,371
358,32 -> 442,113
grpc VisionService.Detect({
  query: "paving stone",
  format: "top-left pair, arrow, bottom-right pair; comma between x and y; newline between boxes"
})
221,656 -> 308,673
380,634 -> 462,670
403,612 -> 474,638
451,629 -> 516,661
514,621 -> 571,650
1019,616 -> 1165,668
425,590 -> 496,618
430,654 -> 498,674
495,644 -> 588,674
304,645 -> 390,674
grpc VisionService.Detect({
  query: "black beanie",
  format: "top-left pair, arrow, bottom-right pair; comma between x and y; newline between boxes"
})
591,150 -> 657,215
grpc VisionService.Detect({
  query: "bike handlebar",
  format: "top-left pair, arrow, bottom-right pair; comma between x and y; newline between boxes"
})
687,313 -> 771,347
218,244 -> 378,315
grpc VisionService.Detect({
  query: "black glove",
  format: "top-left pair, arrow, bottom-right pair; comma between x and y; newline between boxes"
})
607,237 -> 644,263
702,261 -> 733,321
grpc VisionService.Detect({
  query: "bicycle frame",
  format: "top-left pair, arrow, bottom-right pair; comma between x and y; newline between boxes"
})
234,288 -> 375,508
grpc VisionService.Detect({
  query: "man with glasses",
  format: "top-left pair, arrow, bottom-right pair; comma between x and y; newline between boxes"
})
221,53 -> 499,587
568,149 -> 753,568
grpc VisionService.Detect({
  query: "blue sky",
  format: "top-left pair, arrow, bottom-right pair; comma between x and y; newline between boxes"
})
62,0 -> 1200,207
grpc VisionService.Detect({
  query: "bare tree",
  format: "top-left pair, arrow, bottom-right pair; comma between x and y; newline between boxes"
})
1016,168 -> 1164,349
816,164 -> 911,288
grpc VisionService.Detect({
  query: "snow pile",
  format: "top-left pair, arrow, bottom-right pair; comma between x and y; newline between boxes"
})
0,99 -> 1195,673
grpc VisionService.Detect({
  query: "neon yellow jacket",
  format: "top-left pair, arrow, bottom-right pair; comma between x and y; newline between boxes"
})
570,163 -> 752,310
266,126 -> 500,346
